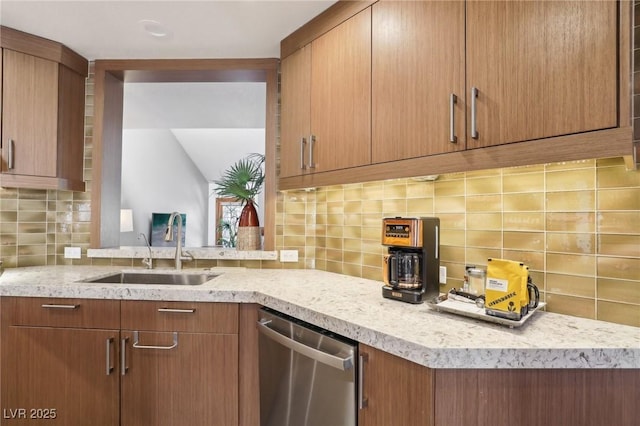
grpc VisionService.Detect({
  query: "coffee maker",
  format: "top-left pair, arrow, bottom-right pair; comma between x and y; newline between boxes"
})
382,217 -> 440,304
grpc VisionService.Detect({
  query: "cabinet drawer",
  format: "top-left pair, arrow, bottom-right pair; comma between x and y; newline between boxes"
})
121,301 -> 238,333
1,296 -> 120,329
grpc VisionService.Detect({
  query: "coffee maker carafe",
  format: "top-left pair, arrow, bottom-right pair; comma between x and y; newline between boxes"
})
382,217 -> 440,304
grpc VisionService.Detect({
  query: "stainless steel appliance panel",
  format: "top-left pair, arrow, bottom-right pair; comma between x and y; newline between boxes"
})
258,308 -> 357,426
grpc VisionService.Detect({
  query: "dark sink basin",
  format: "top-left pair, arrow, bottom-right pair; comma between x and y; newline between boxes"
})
85,272 -> 219,285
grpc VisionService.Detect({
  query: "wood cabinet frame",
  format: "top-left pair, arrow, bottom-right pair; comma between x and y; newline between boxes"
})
90,59 -> 278,249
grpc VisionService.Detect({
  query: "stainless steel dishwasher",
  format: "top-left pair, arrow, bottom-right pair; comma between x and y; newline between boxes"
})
257,308 -> 358,426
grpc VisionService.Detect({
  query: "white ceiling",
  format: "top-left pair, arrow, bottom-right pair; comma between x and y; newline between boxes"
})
0,0 -> 336,60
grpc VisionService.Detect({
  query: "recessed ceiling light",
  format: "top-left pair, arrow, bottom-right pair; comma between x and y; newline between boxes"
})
138,19 -> 171,38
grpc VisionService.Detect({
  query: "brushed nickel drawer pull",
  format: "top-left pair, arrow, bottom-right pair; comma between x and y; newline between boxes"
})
299,137 -> 307,170
41,304 -> 79,309
132,331 -> 178,350
449,93 -> 458,143
308,135 -> 316,169
121,337 -> 129,376
157,308 -> 196,314
7,139 -> 14,170
471,86 -> 479,139
105,337 -> 114,375
358,353 -> 368,410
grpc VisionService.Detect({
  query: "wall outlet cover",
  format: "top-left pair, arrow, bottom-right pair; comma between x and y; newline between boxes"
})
280,250 -> 299,262
64,246 -> 82,259
439,266 -> 447,284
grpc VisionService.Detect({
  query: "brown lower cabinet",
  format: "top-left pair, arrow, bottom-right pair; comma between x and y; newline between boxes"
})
359,344 -> 640,426
0,297 -> 241,426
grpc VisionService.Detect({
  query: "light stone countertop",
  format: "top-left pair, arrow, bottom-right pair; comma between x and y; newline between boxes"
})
0,265 -> 638,370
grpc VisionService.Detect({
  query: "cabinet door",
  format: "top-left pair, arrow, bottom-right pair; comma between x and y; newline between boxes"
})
310,8 -> 371,172
1,326 -> 120,426
358,344 -> 434,426
280,46 -> 311,178
1,49 -> 58,176
466,0 -> 617,148
121,330 -> 239,426
372,0 -> 465,163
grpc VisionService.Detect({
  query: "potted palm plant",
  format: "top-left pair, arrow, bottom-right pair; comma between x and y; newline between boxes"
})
213,153 -> 264,250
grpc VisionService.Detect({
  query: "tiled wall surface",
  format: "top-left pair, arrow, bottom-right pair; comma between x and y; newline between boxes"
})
277,159 -> 640,327
1,68 -> 639,327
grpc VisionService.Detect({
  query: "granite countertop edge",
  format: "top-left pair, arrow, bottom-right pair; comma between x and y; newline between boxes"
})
0,266 -> 638,370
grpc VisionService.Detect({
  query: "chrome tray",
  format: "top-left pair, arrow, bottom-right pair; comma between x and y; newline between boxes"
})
428,298 -> 546,328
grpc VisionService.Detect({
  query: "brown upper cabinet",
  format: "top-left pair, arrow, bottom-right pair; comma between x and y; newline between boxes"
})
371,0 -> 466,163
0,26 -> 88,191
280,8 -> 371,178
279,0 -> 631,191
465,0 -> 618,148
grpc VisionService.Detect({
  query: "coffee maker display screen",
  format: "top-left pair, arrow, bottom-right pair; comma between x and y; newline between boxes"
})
385,224 -> 411,239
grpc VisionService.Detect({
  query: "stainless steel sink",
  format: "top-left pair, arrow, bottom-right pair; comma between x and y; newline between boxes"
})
85,272 -> 219,285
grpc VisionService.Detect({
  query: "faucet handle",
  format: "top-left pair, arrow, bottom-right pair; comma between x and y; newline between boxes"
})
142,257 -> 153,269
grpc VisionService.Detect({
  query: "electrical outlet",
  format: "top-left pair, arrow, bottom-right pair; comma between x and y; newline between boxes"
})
439,266 -> 447,284
280,250 -> 299,263
64,246 -> 82,259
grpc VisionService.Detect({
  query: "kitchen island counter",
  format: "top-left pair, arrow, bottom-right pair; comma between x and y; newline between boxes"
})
1,265 -> 638,369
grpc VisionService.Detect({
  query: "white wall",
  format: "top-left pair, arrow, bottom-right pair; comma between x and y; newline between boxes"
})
120,129 -> 208,247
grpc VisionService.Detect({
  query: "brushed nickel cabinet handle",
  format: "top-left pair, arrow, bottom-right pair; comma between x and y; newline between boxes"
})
41,304 -> 79,309
7,139 -> 14,170
308,135 -> 316,169
299,137 -> 307,170
471,86 -> 479,139
157,307 -> 196,314
105,337 -> 114,375
121,337 -> 129,376
132,331 -> 178,350
449,93 -> 458,143
358,353 -> 368,410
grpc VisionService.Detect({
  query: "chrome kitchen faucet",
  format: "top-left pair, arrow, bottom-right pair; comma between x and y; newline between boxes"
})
164,212 -> 192,270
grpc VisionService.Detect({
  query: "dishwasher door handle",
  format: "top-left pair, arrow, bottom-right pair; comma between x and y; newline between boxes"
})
257,319 -> 354,371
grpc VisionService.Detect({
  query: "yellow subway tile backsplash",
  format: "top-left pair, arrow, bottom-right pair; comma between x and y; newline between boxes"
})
546,233 -> 595,254
466,230 -> 502,249
597,278 -> 640,304
466,176 -> 502,195
503,212 -> 545,231
546,190 -> 595,212
502,250 -> 544,271
467,213 -> 503,230
503,231 -> 544,251
597,188 -> 640,210
503,172 -> 544,193
546,212 -> 595,233
383,182 -> 407,199
597,256 -> 640,281
597,211 -> 640,234
503,193 -> 544,212
441,229 -> 465,246
597,165 -> 640,188
545,294 -> 595,320
466,195 -> 502,212
434,179 -> 465,197
547,253 -> 596,276
434,196 -> 465,213
597,301 -> 640,327
598,234 -> 640,257
546,273 -> 596,298
407,198 -> 434,215
546,168 -> 595,191
382,198 -> 407,215
406,181 -> 434,198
